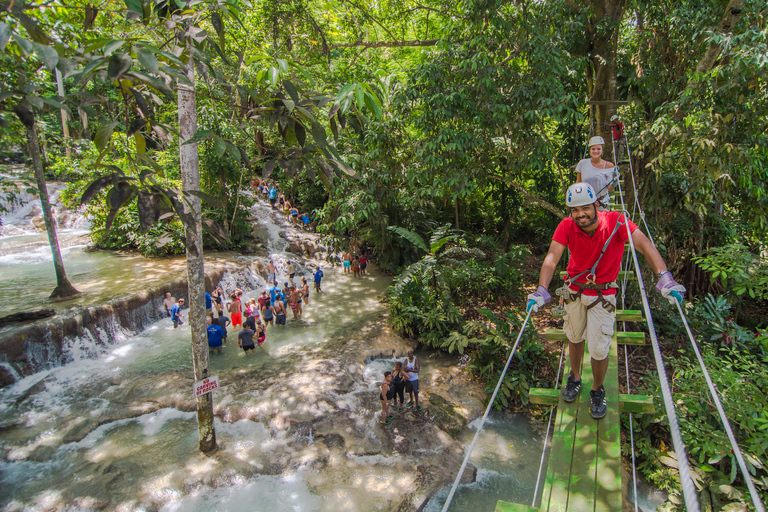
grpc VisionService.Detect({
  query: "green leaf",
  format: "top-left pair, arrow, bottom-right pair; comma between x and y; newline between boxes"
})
388,226 -> 429,253
25,94 -> 43,110
41,96 -> 71,114
124,0 -> 143,14
125,71 -> 174,98
213,136 -> 226,158
94,121 -> 119,151
12,34 -> 33,58
276,58 -> 289,73
134,132 -> 146,154
108,53 -> 133,81
181,128 -> 214,145
283,79 -> 299,104
211,12 -> 223,37
0,22 -> 10,52
329,158 -> 355,176
135,47 -> 159,74
355,84 -> 365,112
102,39 -> 126,57
269,67 -> 279,88
295,122 -> 306,147
31,42 -> 59,70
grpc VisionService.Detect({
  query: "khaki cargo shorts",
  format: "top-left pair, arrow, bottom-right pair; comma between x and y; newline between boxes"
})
563,293 -> 616,360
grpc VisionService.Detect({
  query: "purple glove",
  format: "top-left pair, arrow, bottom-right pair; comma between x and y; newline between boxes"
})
527,286 -> 552,313
656,272 -> 686,305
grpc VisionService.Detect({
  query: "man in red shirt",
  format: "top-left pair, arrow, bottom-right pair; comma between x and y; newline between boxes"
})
527,183 -> 685,419
609,114 -> 625,165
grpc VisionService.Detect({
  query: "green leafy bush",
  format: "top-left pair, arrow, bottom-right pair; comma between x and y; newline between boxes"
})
630,334 -> 768,509
693,243 -> 768,303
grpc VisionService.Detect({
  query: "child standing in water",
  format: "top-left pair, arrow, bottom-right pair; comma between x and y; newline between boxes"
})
380,372 -> 394,425
351,256 -> 360,278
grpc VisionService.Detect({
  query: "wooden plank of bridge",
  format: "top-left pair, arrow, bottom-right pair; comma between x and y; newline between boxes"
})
594,334 -> 623,511
494,503 -> 538,512
564,341 -> 599,511
539,357 -> 582,512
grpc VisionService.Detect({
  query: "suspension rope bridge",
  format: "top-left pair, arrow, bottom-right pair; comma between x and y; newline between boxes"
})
438,126 -> 765,512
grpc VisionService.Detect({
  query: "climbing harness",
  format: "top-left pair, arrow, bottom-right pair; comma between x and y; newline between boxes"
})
555,212 -> 627,313
439,309 -> 534,512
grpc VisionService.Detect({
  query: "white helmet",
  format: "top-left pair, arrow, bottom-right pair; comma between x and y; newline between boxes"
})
588,136 -> 605,147
566,183 -> 598,207
610,114 -> 619,121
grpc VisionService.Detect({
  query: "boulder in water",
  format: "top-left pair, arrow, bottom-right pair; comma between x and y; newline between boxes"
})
0,309 -> 56,326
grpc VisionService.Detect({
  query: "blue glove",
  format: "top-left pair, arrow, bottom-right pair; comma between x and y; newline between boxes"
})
656,272 -> 686,305
526,286 -> 552,313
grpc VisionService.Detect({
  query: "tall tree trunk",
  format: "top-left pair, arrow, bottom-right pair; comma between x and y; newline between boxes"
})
586,1 -> 625,163
13,99 -> 79,299
55,69 -> 71,159
178,54 -> 217,454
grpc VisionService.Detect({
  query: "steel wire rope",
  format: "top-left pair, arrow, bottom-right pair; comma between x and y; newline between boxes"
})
621,207 -> 701,512
531,340 -> 568,508
674,301 -> 766,512
439,309 -> 534,512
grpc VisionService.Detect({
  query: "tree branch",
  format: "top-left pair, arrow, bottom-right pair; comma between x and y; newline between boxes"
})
488,174 -> 565,220
695,0 -> 744,74
328,39 -> 440,50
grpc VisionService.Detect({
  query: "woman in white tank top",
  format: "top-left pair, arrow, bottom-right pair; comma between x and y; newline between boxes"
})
576,136 -> 615,210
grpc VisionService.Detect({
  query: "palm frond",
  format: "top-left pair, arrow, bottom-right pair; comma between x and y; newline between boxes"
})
388,225 -> 429,253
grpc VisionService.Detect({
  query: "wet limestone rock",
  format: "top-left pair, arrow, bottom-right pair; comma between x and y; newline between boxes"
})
426,393 -> 471,437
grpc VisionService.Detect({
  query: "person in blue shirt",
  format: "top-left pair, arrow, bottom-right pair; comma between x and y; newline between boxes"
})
205,292 -> 212,320
170,298 -> 185,328
268,187 -> 278,208
207,323 -> 226,354
314,267 -> 324,293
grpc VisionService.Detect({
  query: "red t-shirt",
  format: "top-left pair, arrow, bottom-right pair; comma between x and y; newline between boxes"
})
612,122 -> 624,139
552,211 -> 638,296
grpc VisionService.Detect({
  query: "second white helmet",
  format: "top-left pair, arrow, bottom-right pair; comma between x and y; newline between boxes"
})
588,136 -> 605,147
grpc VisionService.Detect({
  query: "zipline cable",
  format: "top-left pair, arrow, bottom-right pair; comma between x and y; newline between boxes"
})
440,309 -> 534,512
674,301 -> 766,512
621,208 -> 700,512
531,340 -> 567,508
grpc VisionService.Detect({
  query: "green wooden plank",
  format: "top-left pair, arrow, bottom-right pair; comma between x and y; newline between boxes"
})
619,394 -> 655,414
540,355 -> 582,512
594,335 -> 623,512
495,502 -> 539,512
544,329 -> 568,342
617,332 -> 645,345
615,310 -> 643,322
558,271 -> 635,281
547,330 -> 645,345
565,341 -> 599,512
530,388 -> 560,406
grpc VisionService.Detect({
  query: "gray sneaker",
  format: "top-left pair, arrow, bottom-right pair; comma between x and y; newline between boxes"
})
590,385 -> 607,419
562,372 -> 581,403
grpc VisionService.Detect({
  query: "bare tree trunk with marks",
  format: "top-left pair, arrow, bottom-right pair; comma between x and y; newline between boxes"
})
178,53 -> 216,453
12,75 -> 79,299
